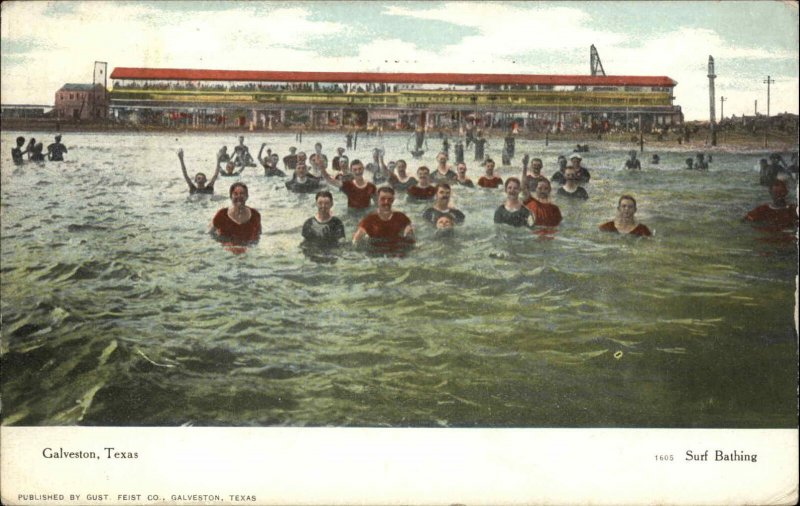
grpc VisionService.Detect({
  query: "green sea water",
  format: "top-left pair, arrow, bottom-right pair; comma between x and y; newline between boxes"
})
1,131 -> 796,427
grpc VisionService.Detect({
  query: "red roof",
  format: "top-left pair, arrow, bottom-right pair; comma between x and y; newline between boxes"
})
110,67 -> 676,87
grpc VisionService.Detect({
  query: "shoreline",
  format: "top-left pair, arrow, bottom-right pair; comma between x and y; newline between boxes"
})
2,119 -> 797,153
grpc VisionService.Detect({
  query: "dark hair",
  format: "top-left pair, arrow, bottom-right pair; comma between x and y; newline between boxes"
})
396,159 -> 407,169
377,186 -> 395,196
229,182 -> 248,198
315,190 -> 334,202
618,195 -> 637,208
770,179 -> 788,194
16,136 -> 25,145
505,177 -> 521,190
350,159 -> 363,168
485,158 -> 495,165
436,183 -> 451,191
531,158 -> 542,164
417,165 -> 430,174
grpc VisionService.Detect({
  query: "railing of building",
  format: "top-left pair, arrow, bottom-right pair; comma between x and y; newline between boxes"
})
109,88 -> 674,109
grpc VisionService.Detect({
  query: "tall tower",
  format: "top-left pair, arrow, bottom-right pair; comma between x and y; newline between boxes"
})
94,61 -> 108,90
590,45 -> 606,77
707,55 -> 717,146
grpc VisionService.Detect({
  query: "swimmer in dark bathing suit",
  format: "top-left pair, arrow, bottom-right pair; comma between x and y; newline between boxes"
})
258,143 -> 286,177
11,136 -> 26,164
178,148 -> 220,194
422,183 -> 465,225
494,177 -> 534,228
46,135 -> 68,161
388,159 -> 417,191
454,162 -> 474,188
301,190 -> 346,247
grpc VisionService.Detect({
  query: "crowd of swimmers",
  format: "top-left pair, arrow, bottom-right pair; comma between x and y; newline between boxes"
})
171,136 -> 797,254
11,135 -> 68,164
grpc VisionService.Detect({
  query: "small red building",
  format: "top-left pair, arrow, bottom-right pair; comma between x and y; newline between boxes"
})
54,83 -> 108,120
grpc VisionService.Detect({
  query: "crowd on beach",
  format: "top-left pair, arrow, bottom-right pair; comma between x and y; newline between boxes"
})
170,134 -> 799,254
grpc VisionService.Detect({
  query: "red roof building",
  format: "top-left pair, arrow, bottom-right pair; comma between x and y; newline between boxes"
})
107,67 -> 682,131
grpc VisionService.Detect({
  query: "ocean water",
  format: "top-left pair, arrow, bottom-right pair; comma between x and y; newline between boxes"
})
1,130 -> 796,427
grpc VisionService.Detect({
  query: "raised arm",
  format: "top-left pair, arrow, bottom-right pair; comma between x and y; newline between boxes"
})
207,153 -> 222,187
177,148 -> 194,187
379,153 -> 388,178
521,161 -> 532,201
258,143 -> 267,165
318,158 -> 342,188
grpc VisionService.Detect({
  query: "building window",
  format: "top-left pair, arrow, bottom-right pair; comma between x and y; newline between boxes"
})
70,94 -> 74,100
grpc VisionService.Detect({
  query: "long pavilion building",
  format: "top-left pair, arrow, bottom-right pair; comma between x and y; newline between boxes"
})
108,67 -> 682,132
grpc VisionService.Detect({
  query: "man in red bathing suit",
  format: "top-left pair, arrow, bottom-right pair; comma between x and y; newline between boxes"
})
744,179 -> 798,231
210,182 -> 262,244
521,178 -> 562,227
477,158 -> 503,188
353,187 -> 414,252
406,166 -> 437,200
598,195 -> 651,237
318,158 -> 377,210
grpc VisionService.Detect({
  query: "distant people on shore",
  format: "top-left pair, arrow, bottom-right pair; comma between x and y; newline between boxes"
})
46,135 -> 68,161
743,180 -> 798,231
258,144 -> 286,177
557,166 -> 589,199
210,182 -> 261,244
388,159 -> 417,191
598,195 -> 651,236
178,148 -> 220,195
319,158 -> 377,212
623,150 -> 641,170
11,136 -> 26,164
352,186 -> 414,253
302,191 -> 346,247
455,162 -> 474,188
406,166 -> 437,201
494,177 -> 534,228
477,159 -> 502,188
422,183 -> 465,226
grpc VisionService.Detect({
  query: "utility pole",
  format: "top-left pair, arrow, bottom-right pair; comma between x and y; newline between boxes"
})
720,96 -> 726,120
707,56 -> 717,146
762,75 -> 774,117
754,99 -> 758,115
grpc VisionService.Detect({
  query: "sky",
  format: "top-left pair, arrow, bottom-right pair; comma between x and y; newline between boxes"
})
1,0 -> 797,120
